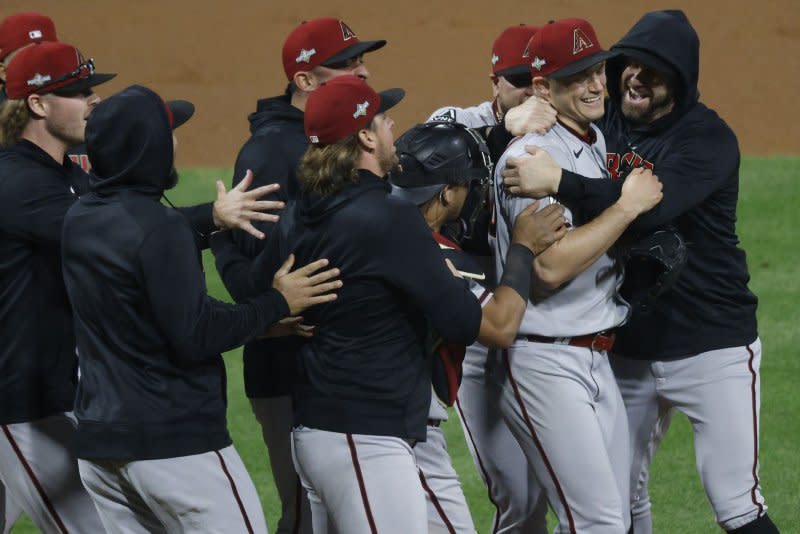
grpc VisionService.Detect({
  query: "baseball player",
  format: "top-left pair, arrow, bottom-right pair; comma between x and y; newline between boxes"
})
501,10 -> 780,534
492,19 -> 663,533
60,83 -> 341,534
389,121 -> 567,533
425,25 -> 551,534
210,17 -> 386,534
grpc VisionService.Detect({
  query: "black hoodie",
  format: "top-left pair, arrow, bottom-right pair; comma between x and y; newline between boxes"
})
61,85 -> 290,460
211,93 -> 307,398
251,171 -> 482,441
556,10 -> 758,359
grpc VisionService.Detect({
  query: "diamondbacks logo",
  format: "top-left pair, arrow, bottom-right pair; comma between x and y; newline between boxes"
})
572,28 -> 594,55
606,151 -> 654,180
28,30 -> 43,40
531,57 -> 546,71
491,53 -> 499,66
340,21 -> 356,41
296,48 -> 316,63
26,73 -> 51,87
430,108 -> 456,122
353,100 -> 369,119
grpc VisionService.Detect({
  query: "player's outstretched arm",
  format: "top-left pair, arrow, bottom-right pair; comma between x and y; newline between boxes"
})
534,168 -> 663,288
478,202 -> 567,348
212,169 -> 285,239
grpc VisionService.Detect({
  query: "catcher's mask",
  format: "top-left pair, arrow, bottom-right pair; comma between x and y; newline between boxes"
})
621,229 -> 688,314
388,121 -> 493,241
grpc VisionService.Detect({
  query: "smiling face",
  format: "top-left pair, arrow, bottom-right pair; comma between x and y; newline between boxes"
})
619,60 -> 675,125
541,61 -> 606,135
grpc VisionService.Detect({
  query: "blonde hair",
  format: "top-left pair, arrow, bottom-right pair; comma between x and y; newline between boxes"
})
298,133 -> 363,196
0,98 -> 29,146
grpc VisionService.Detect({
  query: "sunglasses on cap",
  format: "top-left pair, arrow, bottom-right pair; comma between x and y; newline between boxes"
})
502,72 -> 533,89
39,58 -> 96,94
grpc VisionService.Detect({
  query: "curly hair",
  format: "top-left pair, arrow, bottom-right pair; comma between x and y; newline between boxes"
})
297,132 -> 364,196
0,98 -> 29,147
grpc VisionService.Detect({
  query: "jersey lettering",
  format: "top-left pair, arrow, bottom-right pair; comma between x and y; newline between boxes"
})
69,153 -> 92,172
606,150 -> 654,180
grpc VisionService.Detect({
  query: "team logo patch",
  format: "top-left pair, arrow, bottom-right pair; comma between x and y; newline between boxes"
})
28,29 -> 43,40
296,48 -> 316,63
531,56 -> 546,71
26,73 -> 51,87
572,28 -> 594,55
431,108 -> 456,122
309,135 -> 320,144
340,21 -> 357,41
353,100 -> 369,119
491,53 -> 499,66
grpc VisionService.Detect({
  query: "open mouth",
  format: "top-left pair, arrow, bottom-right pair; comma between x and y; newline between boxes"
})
626,86 -> 651,103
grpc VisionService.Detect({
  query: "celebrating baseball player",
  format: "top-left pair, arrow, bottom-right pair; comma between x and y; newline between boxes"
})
388,121 -> 567,533
210,18 -> 387,534
501,10 -> 780,534
425,24 -> 551,534
492,18 -> 663,533
59,83 -> 342,533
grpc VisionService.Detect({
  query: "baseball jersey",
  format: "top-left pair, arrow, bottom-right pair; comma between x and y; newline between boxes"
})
493,122 -> 628,337
427,101 -> 501,128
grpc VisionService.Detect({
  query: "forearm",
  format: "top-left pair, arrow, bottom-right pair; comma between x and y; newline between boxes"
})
477,286 -> 526,348
534,201 -> 637,287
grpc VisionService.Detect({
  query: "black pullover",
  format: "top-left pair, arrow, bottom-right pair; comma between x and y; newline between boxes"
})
491,11 -> 758,359
61,85 -> 289,460
252,171 -> 482,442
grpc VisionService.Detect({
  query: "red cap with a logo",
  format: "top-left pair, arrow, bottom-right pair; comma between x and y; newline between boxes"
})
282,18 -> 386,80
527,18 -> 615,79
0,12 -> 57,61
491,24 -> 539,77
5,41 -> 116,99
304,75 -> 404,146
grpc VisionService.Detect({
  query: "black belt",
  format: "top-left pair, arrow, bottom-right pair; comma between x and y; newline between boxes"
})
523,330 -> 616,351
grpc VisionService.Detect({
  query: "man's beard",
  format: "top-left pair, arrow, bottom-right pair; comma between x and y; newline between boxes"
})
165,166 -> 179,190
621,90 -> 675,125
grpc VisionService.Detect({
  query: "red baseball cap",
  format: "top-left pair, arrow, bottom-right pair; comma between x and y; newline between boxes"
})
282,18 -> 386,80
304,75 -> 404,146
0,12 -> 57,62
527,18 -> 616,79
5,41 -> 115,99
491,24 -> 539,77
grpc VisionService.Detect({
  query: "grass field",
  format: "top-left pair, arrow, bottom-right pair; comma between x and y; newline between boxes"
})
11,157 -> 799,533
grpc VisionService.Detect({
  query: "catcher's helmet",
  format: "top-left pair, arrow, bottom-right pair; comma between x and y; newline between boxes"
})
388,121 -> 492,206
621,229 -> 688,314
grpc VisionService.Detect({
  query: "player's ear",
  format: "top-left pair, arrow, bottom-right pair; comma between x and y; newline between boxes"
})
532,76 -> 550,100
293,70 -> 317,93
357,127 -> 377,151
26,93 -> 47,118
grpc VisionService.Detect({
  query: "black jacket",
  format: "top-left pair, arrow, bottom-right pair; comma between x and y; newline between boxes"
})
0,141 -> 89,424
556,10 -> 758,358
251,171 -> 482,441
62,85 -> 290,460
211,93 -> 307,398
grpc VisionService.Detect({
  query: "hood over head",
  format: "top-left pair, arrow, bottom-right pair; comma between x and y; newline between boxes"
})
247,94 -> 304,134
608,10 -> 700,123
87,85 -> 175,196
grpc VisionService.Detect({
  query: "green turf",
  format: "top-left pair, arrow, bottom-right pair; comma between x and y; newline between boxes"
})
10,158 -> 799,532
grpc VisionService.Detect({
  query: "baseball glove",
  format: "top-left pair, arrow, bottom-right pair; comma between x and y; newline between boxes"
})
620,229 -> 688,314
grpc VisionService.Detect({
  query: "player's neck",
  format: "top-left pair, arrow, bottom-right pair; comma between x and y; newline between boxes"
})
557,114 -> 590,137
21,124 -> 68,164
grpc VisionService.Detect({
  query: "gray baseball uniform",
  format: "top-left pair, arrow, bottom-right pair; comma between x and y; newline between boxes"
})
493,123 -> 631,534
425,106 -> 547,534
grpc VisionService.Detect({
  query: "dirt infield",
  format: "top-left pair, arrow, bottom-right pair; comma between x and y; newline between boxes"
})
8,0 -> 799,166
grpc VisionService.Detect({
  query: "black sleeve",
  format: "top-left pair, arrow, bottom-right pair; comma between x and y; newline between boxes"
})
486,117 -> 515,163
138,219 -> 289,362
175,203 -> 215,249
559,122 -> 740,237
210,230 -> 260,301
382,203 -> 482,346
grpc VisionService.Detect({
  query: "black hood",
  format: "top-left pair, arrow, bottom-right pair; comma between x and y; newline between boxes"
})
607,10 -> 700,126
299,170 -> 389,225
248,94 -> 304,134
86,85 -> 174,196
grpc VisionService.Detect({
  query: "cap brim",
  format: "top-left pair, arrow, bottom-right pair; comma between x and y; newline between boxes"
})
378,88 -> 404,114
495,64 -> 530,77
322,39 -> 387,65
167,99 -> 195,129
51,73 -> 117,95
389,183 -> 445,206
548,50 -> 618,79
